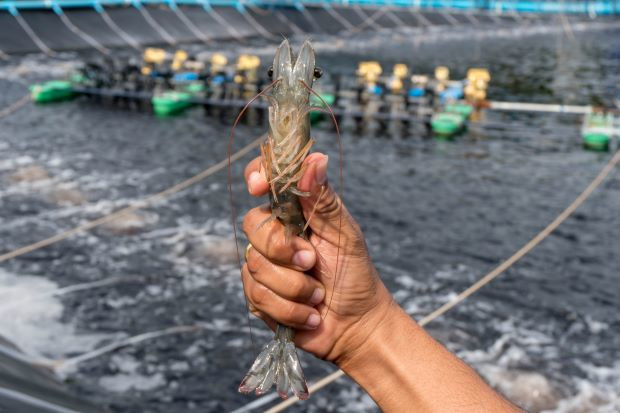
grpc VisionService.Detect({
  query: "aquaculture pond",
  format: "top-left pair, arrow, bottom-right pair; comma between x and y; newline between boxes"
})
1,23 -> 619,412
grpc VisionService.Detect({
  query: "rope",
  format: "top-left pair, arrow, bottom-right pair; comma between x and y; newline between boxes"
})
13,13 -> 56,57
383,9 -> 407,28
322,5 -> 355,31
208,7 -> 247,43
57,11 -> 110,55
0,136 -> 263,264
239,8 -> 279,41
0,94 -> 31,119
137,5 -> 177,46
273,10 -> 305,36
249,149 -> 620,413
410,9 -> 432,27
99,9 -> 141,50
439,10 -> 460,26
349,6 -> 384,33
172,4 -> 212,44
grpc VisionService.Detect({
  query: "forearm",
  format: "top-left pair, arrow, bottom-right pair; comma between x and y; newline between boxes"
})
338,302 -> 522,412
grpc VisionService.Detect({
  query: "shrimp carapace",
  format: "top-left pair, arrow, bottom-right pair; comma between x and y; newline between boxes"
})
238,39 -> 321,401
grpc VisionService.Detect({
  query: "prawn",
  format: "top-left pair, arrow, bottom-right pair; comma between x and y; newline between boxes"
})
234,39 -> 328,401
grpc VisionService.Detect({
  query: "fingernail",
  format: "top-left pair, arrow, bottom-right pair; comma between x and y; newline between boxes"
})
310,288 -> 324,305
292,250 -> 314,269
315,155 -> 328,186
248,171 -> 261,193
306,313 -> 321,329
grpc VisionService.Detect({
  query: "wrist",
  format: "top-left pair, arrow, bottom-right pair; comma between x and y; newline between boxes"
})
333,288 -> 405,370
335,302 -> 423,409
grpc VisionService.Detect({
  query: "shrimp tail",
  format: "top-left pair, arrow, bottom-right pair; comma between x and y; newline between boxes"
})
239,324 -> 309,400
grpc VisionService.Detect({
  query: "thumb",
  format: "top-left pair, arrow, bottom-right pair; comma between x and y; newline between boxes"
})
298,153 -> 357,247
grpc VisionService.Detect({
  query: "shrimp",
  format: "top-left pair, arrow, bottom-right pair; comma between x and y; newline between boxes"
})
238,39 -> 322,400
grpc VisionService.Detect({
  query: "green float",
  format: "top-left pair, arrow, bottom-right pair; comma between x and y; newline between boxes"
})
582,113 -> 613,152
431,112 -> 466,137
30,80 -> 75,103
582,133 -> 610,151
152,91 -> 194,117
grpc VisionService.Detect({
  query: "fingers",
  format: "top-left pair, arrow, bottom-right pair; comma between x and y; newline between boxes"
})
244,156 -> 269,196
242,263 -> 322,330
243,206 -> 316,271
247,247 -> 325,305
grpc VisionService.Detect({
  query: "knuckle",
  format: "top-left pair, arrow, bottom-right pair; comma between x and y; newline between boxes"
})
283,302 -> 301,323
317,190 -> 341,219
250,282 -> 270,307
246,250 -> 263,273
287,277 -> 307,299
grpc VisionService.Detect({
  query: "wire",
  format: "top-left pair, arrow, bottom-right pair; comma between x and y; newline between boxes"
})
246,149 -> 620,413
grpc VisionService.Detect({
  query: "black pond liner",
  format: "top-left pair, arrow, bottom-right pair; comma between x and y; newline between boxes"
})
177,5 -> 232,40
211,6 -> 258,38
331,6 -> 366,27
275,7 -> 317,33
64,9 -> 127,48
303,6 -> 349,34
0,12 -> 39,53
145,6 -> 196,43
247,6 -> 292,35
20,10 -> 91,51
104,6 -> 167,46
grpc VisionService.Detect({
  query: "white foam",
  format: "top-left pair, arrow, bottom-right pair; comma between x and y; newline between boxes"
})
0,270 -> 117,360
98,355 -> 165,393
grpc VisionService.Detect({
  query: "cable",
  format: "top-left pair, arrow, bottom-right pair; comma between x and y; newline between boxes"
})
0,135 -> 263,264
244,149 -> 620,413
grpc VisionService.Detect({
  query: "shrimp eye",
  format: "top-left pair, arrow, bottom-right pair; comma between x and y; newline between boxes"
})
267,66 -> 273,80
313,67 -> 323,79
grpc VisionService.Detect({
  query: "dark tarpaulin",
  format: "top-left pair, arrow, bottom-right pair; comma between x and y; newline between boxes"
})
394,9 -> 424,27
104,6 -> 166,45
0,12 -> 39,53
178,5 -> 231,39
64,9 -> 127,48
449,12 -> 475,24
373,9 -> 401,28
420,10 -> 452,25
211,6 -> 257,37
331,7 -> 366,27
303,6 -> 349,34
145,6 -> 196,43
20,10 -> 91,51
247,6 -> 292,35
275,8 -> 316,33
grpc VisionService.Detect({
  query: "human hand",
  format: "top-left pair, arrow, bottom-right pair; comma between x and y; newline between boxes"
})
241,152 -> 394,365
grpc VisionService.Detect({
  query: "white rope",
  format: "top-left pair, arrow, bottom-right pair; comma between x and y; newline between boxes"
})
99,8 -> 141,50
172,4 -> 212,44
137,5 -> 177,46
57,11 -> 110,55
14,13 -> 55,57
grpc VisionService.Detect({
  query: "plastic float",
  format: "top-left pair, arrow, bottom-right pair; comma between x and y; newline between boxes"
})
582,112 -> 614,151
30,80 -> 75,103
152,91 -> 194,117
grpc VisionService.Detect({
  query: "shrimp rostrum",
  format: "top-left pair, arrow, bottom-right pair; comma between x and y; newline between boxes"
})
238,39 -> 322,400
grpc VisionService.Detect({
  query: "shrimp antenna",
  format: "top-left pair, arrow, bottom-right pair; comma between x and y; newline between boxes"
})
300,79 -> 343,321
228,79 -> 280,349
